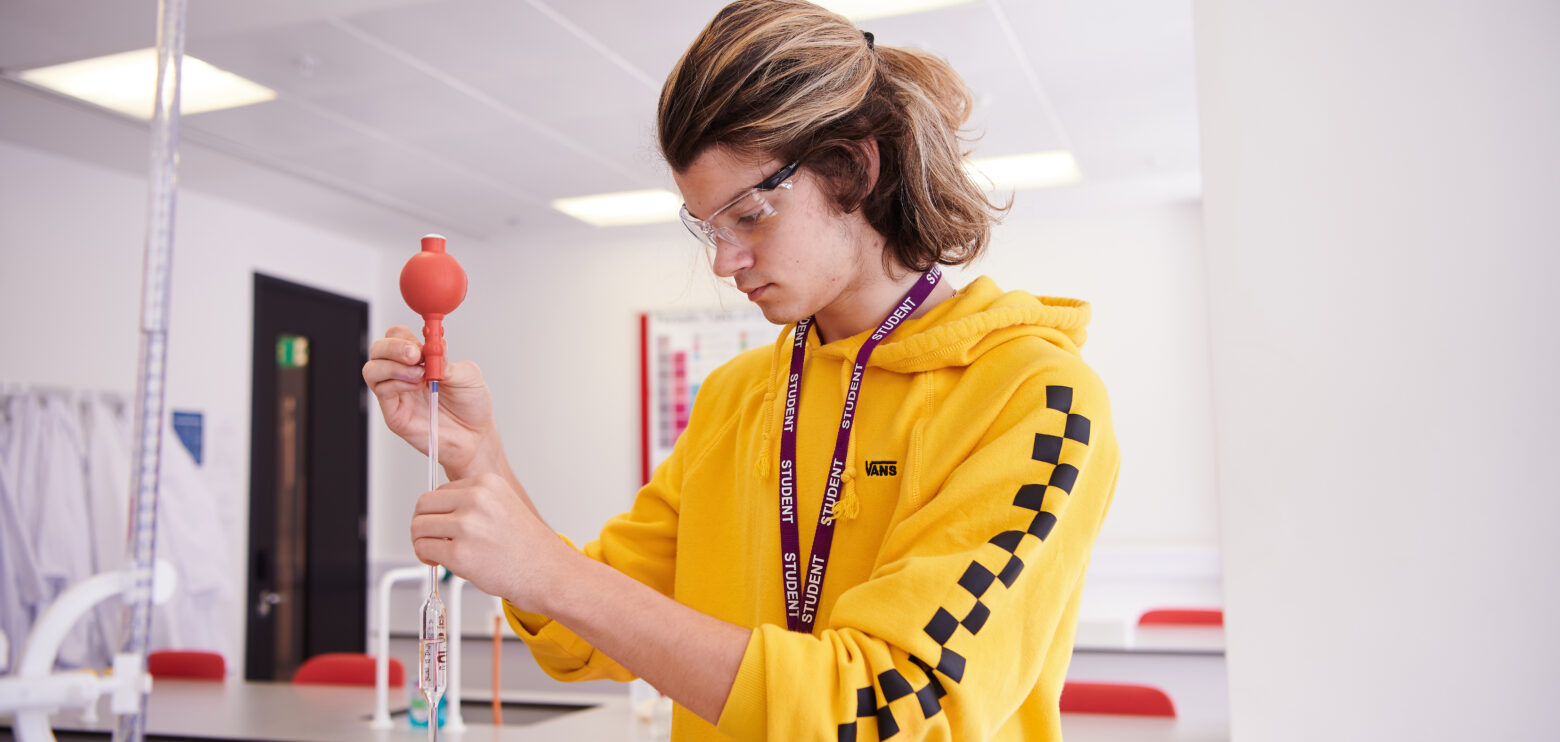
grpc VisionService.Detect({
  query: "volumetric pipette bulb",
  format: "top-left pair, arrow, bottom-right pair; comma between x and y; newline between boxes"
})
420,588 -> 448,732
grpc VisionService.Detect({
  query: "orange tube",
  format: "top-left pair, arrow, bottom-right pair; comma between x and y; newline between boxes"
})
492,615 -> 503,725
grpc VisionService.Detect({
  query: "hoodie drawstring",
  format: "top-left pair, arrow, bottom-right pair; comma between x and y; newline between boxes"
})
829,355 -> 861,522
754,323 -> 795,480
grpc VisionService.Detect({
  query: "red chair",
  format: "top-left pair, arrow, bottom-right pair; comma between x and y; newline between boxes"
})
292,652 -> 404,687
146,650 -> 226,680
1137,608 -> 1224,627
1060,681 -> 1177,717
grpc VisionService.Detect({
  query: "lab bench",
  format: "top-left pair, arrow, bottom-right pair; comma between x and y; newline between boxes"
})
4,678 -> 1226,741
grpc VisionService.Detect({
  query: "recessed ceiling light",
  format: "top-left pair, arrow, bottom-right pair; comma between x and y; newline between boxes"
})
551,189 -> 683,227
965,151 -> 1082,192
815,0 -> 981,21
17,48 -> 277,120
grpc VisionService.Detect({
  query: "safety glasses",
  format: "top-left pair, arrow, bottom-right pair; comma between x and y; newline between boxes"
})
679,160 -> 800,249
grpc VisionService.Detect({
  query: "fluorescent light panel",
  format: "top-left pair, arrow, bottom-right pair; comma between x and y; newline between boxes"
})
816,0 -> 981,21
551,190 -> 683,227
965,151 -> 1082,191
18,48 -> 276,120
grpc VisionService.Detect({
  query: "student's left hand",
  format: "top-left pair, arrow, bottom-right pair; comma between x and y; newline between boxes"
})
409,472 -> 570,612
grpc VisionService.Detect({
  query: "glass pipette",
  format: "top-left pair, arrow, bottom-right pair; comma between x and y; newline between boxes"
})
117,0 -> 187,738
420,381 -> 447,740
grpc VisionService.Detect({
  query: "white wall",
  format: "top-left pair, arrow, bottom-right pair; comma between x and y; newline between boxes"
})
1195,1 -> 1560,739
0,138 -> 393,677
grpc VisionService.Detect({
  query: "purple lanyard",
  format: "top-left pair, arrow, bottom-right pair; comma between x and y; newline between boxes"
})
779,266 -> 943,633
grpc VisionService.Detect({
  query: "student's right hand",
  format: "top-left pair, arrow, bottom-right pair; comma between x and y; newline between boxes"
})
362,325 -> 502,479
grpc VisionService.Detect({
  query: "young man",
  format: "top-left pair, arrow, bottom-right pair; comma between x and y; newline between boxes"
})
365,2 -> 1118,739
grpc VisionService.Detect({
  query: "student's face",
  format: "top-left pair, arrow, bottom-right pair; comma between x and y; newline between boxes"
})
673,147 -> 871,327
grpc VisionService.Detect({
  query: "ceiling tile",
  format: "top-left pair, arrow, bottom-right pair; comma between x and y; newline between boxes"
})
431,121 -> 665,201
188,21 -> 432,101
183,97 -> 371,157
0,0 -> 149,69
308,77 -> 516,141
539,0 -> 718,85
282,141 -> 545,236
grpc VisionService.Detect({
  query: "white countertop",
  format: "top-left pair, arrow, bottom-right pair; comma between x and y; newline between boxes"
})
8,679 -> 1226,742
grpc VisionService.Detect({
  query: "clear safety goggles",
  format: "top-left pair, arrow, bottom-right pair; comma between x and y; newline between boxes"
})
679,160 -> 800,249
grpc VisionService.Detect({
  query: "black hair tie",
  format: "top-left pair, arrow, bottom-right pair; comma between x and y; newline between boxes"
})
863,31 -> 875,50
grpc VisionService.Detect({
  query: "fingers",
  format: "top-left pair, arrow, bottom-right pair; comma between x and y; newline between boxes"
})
407,475 -> 538,597
364,327 -> 437,391
441,358 -> 485,389
410,483 -> 458,569
365,328 -> 423,387
366,378 -> 423,405
410,488 -> 464,568
411,510 -> 461,540
362,357 -> 425,388
413,484 -> 465,515
366,327 -> 481,390
412,536 -> 454,567
369,329 -> 422,365
410,482 -> 486,568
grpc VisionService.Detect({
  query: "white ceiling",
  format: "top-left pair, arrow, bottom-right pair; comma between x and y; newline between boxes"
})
0,0 -> 1200,246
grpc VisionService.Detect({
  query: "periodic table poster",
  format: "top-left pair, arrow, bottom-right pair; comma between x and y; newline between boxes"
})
641,307 -> 779,484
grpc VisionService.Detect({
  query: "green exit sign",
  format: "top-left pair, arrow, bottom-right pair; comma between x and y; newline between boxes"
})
276,334 -> 310,368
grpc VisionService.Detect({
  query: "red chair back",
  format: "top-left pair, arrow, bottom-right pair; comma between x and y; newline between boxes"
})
1060,681 -> 1177,717
292,653 -> 405,687
1137,608 -> 1224,627
146,650 -> 226,680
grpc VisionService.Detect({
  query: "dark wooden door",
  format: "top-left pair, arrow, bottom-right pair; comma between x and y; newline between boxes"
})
246,273 -> 368,680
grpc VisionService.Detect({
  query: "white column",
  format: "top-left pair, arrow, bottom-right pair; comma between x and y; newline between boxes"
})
1194,1 -> 1560,739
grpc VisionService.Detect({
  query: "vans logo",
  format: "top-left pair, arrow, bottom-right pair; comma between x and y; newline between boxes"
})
865,460 -> 898,477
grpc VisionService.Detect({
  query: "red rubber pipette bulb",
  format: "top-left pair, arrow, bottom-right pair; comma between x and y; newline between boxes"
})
400,234 -> 467,381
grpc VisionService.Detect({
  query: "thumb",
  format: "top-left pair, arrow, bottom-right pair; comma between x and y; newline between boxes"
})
442,358 -> 486,389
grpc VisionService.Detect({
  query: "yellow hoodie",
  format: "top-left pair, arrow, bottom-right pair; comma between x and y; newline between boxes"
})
507,276 -> 1119,741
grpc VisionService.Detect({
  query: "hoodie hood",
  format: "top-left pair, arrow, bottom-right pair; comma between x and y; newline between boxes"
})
793,275 -> 1090,372
751,275 -> 1092,483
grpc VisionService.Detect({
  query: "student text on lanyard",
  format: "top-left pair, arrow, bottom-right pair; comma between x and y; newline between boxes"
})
779,266 -> 943,634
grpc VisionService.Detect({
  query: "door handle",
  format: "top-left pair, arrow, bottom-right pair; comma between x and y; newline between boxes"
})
257,590 -> 283,618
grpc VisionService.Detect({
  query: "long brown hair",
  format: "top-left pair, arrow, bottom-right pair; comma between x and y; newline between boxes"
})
658,0 -> 1006,272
